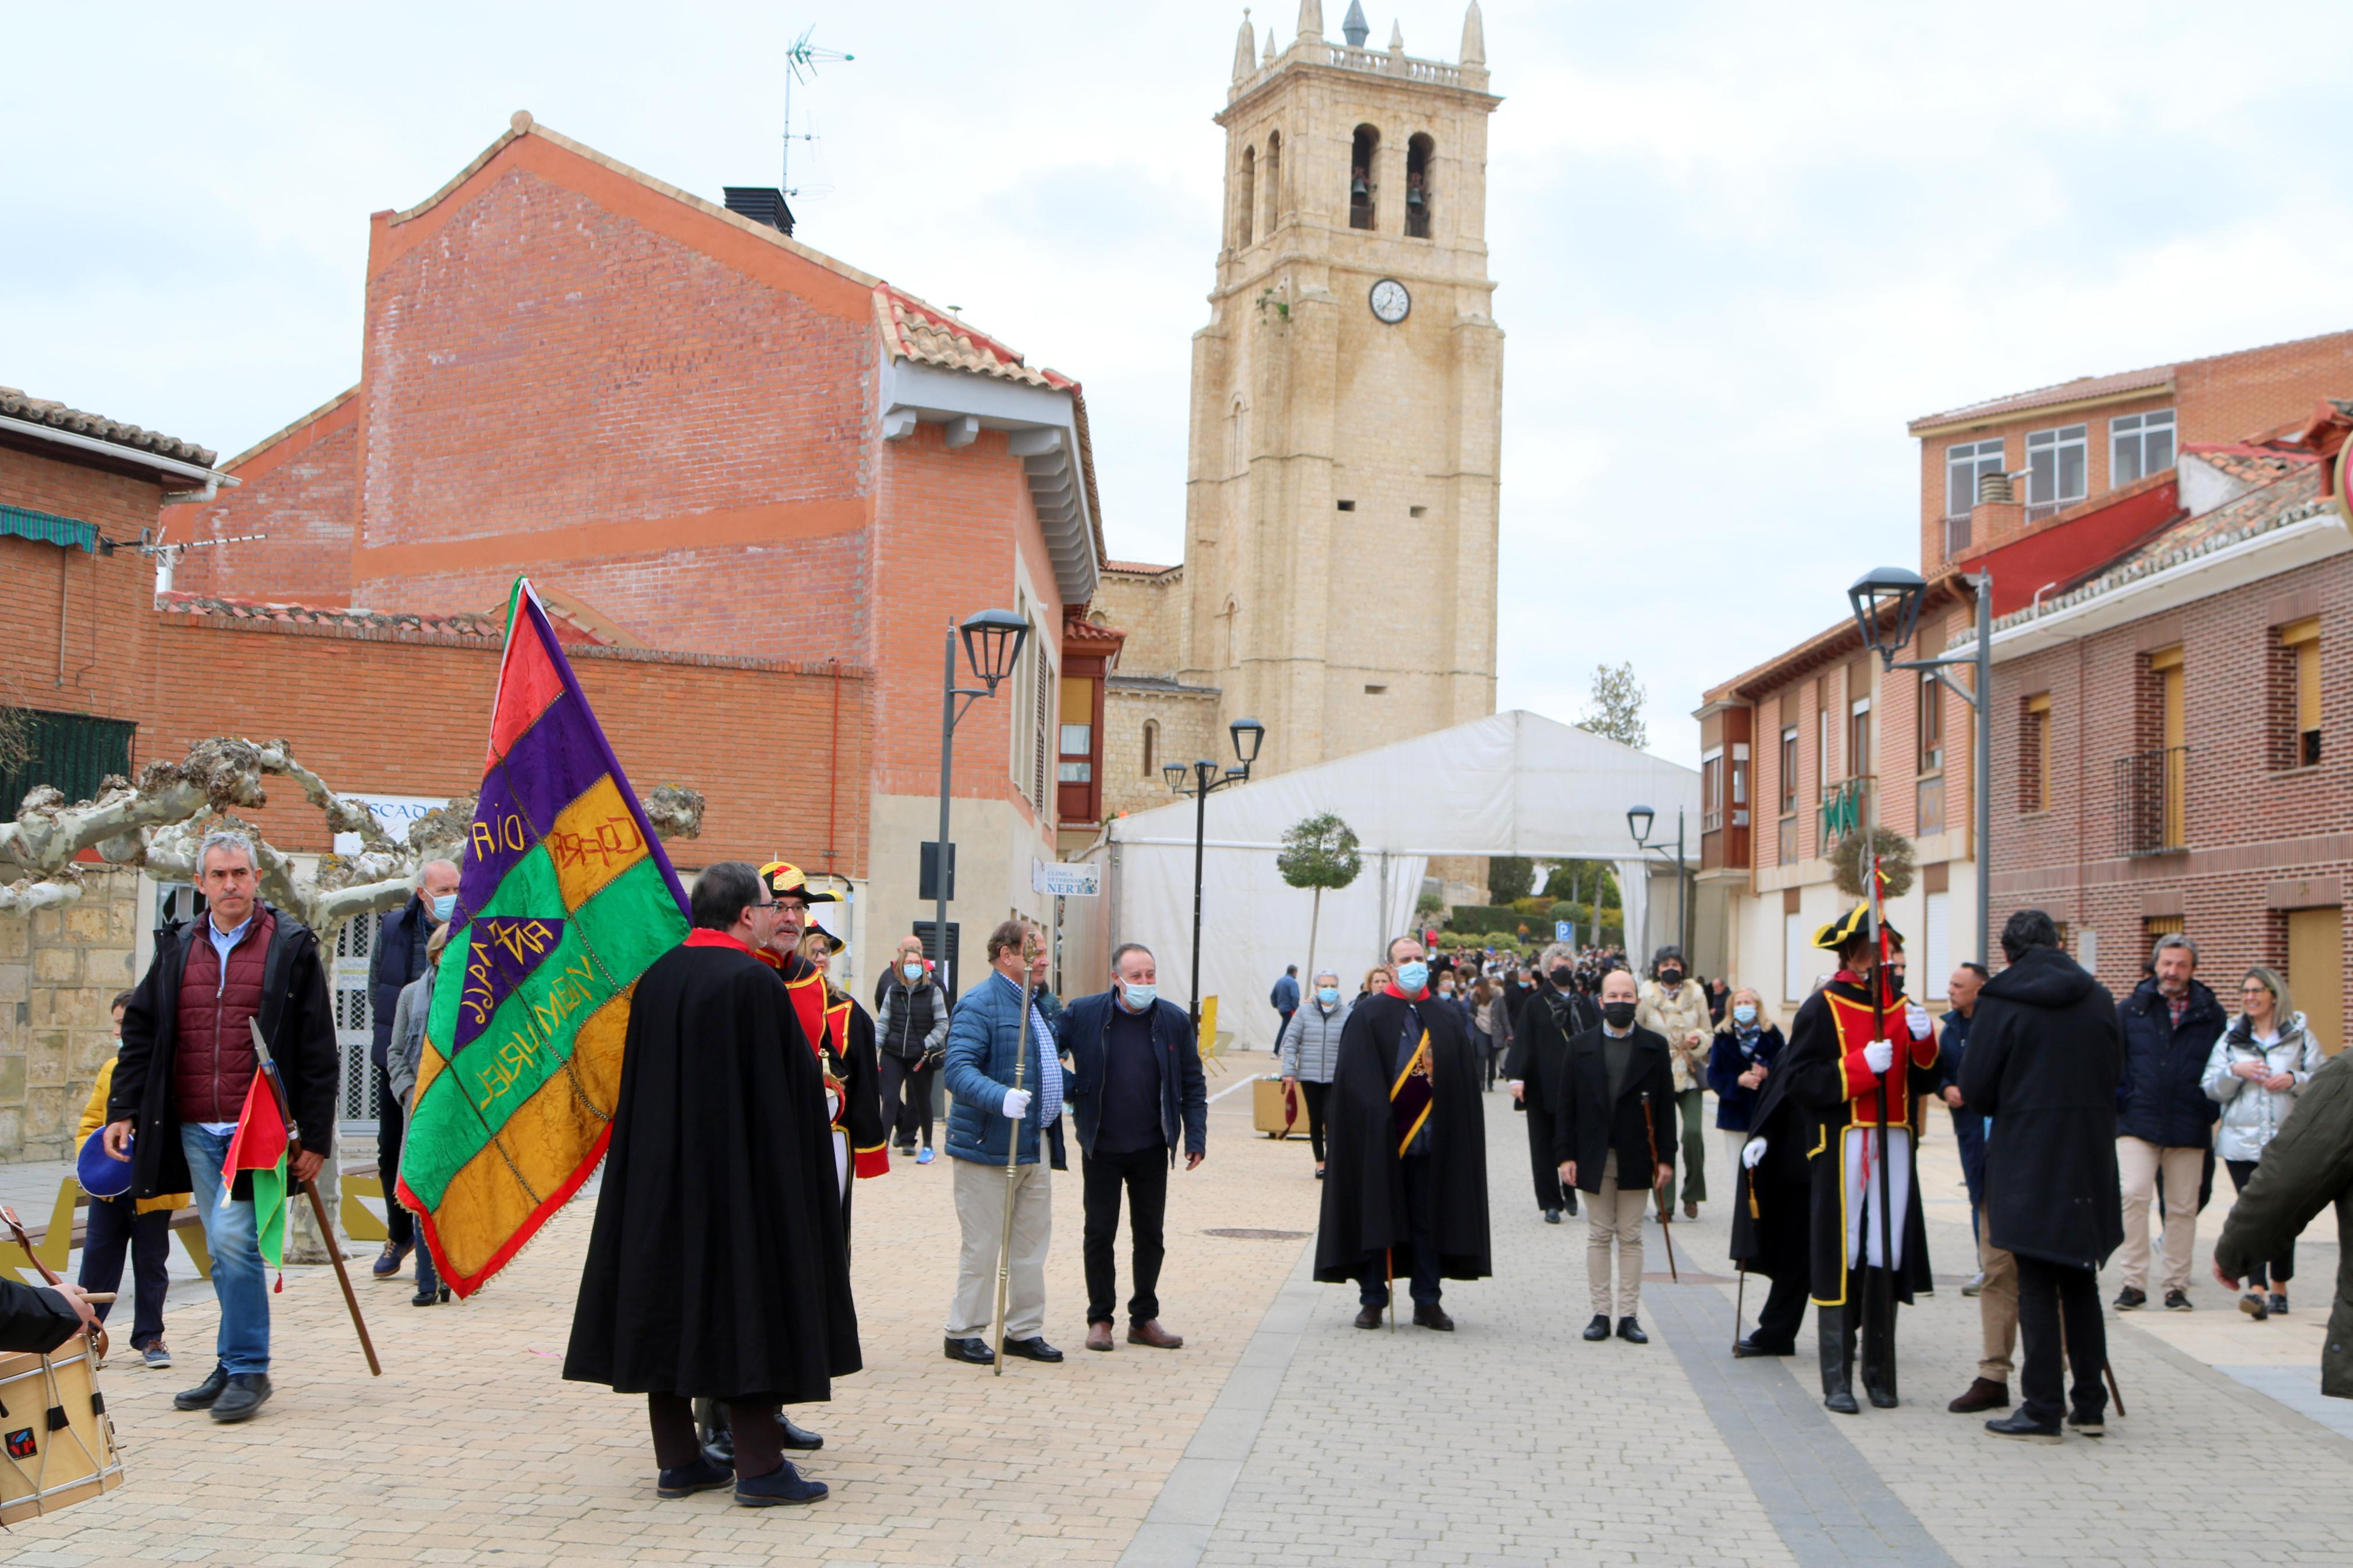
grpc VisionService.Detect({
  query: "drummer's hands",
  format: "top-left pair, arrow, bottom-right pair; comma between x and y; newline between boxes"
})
44,1282 -> 99,1338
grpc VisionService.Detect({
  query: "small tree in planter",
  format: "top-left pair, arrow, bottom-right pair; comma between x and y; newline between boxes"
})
1277,811 -> 1362,989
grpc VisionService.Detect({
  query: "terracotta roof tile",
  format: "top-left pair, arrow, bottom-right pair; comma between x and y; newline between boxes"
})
874,286 -> 1063,389
1,386 -> 218,468
157,592 -> 507,642
1907,364 -> 2173,433
2181,441 -> 2322,486
1103,559 -> 1180,576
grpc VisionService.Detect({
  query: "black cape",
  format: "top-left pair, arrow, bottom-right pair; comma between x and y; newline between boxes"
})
563,938 -> 861,1403
1773,977 -> 1936,1307
1729,1045 -> 1818,1284
1313,990 -> 1492,1283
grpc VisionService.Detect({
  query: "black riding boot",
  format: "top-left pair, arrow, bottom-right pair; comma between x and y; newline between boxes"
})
1859,1269 -> 1900,1409
1819,1301 -> 1859,1414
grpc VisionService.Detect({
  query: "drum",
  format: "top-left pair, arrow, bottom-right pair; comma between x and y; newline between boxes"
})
0,1339 -> 124,1524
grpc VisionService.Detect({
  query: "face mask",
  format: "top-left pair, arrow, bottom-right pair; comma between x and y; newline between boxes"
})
1733,1003 -> 1758,1026
902,961 -> 923,983
1122,982 -> 1157,1011
1550,967 -> 1575,988
1438,982 -> 1456,995
1658,969 -> 1683,987
1602,1000 -> 1638,1029
431,893 -> 457,922
1394,961 -> 1429,994
1317,986 -> 1340,1006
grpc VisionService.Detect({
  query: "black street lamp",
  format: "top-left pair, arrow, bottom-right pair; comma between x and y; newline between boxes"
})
932,609 -> 1031,997
1167,716 -> 1268,1036
1625,803 -> 1687,959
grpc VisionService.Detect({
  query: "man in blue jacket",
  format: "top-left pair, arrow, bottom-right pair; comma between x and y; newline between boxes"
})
1062,943 -> 1209,1353
2112,933 -> 2226,1312
940,919 -> 1067,1367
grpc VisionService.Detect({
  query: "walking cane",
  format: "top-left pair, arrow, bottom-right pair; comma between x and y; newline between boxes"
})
249,1021 -> 381,1376
990,929 -> 1045,1377
1644,1089 -> 1679,1283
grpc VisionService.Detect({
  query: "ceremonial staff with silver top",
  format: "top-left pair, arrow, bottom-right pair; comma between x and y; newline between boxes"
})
992,927 -> 1046,1373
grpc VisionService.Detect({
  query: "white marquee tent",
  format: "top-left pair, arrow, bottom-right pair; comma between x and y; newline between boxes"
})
1065,710 -> 1703,1050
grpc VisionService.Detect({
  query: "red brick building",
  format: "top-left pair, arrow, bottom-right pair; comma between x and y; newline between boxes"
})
152,111 -> 1121,993
1697,331 -> 2353,1048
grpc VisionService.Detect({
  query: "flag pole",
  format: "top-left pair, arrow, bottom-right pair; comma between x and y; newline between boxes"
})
250,1021 -> 382,1377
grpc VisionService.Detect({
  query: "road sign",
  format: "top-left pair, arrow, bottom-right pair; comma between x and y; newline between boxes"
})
1555,920 -> 1574,944
1032,861 -> 1101,897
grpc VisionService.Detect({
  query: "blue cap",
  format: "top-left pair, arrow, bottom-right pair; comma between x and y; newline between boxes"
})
77,1126 -> 134,1200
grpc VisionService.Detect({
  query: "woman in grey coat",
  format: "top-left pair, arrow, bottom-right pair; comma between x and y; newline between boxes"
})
1278,969 -> 1350,1177
2203,965 -> 2325,1318
385,927 -> 449,1307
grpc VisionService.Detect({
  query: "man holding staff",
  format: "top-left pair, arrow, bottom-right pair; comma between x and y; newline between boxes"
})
941,919 -> 1067,1366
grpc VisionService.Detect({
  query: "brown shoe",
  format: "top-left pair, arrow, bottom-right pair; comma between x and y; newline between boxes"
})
1947,1377 -> 2011,1413
1354,1304 -> 1383,1329
1683,1199 -> 1699,1220
1085,1322 -> 1115,1352
1127,1318 -> 1184,1349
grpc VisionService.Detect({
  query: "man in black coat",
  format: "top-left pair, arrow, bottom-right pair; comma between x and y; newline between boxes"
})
2110,931 -> 2224,1312
563,862 -> 857,1507
1961,909 -> 2124,1443
1506,944 -> 1596,1223
367,859 -> 458,1280
1550,968 -> 1675,1344
1729,1026 -> 1816,1361
1314,936 -> 1491,1331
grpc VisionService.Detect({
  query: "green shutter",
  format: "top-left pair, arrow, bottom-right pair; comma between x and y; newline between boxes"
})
0,709 -> 136,813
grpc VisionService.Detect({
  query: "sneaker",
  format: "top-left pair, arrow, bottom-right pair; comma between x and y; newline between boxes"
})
372,1239 -> 414,1280
2067,1408 -> 2106,1438
2113,1285 -> 2147,1311
1961,1271 -> 1985,1298
2164,1289 -> 2193,1312
140,1342 -> 172,1371
916,1148 -> 936,1165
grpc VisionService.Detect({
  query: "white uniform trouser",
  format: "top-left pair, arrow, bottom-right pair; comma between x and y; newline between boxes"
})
833,1129 -> 849,1201
1842,1125 -> 1911,1270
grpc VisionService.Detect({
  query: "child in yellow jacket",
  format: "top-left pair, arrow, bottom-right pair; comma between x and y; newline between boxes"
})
77,990 -> 190,1368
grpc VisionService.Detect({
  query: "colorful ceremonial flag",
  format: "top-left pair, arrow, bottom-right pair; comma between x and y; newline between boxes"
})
396,578 -> 690,1297
220,1071 -> 289,1290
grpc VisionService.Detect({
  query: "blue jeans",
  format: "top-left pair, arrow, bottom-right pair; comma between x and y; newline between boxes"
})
180,1124 -> 271,1374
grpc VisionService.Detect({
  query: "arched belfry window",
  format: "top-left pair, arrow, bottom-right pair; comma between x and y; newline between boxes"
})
1264,130 -> 1283,235
1348,126 -> 1379,231
1237,145 -> 1256,247
1405,134 -> 1434,238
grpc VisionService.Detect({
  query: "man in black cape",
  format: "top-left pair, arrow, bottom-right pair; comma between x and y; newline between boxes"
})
1765,908 -> 1939,1413
563,861 -> 858,1507
1504,942 -> 1595,1223
1315,936 -> 1490,1329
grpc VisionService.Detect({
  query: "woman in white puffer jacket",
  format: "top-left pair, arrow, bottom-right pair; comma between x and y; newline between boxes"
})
2202,965 -> 2324,1320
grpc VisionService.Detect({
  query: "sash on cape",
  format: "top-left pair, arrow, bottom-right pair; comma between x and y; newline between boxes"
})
1391,1029 -> 1434,1156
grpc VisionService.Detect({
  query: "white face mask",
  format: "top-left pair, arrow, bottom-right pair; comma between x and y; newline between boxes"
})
902,961 -> 923,983
1122,982 -> 1157,1011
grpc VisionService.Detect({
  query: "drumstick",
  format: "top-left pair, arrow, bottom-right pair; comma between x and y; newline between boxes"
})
80,1293 -> 115,1304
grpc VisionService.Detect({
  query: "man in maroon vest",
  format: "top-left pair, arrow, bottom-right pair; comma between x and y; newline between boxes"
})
105,829 -> 339,1424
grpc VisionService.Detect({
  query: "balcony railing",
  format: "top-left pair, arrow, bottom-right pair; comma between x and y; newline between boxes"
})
2116,746 -> 2188,856
1944,513 -> 1971,556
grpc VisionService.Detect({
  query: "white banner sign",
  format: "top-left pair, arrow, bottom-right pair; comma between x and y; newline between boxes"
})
1033,861 -> 1102,897
335,794 -> 450,856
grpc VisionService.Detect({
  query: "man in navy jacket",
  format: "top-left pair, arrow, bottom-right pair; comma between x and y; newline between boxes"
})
2111,933 -> 2226,1312
1062,943 -> 1208,1352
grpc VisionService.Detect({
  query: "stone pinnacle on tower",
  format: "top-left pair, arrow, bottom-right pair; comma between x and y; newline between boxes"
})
1461,0 -> 1486,66
1388,17 -> 1404,54
1264,29 -> 1276,63
1297,0 -> 1323,42
1341,1 -> 1368,47
1233,8 -> 1255,80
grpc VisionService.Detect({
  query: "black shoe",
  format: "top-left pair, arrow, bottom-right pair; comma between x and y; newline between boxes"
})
2269,1292 -> 2289,1315
412,1283 -> 441,1306
1563,1193 -> 1579,1217
1355,1303 -> 1384,1329
2164,1289 -> 2193,1312
372,1239 -> 414,1279
780,1416 -> 823,1451
1002,1336 -> 1064,1363
1616,1315 -> 1648,1345
735,1460 -> 828,1507
2067,1407 -> 2106,1438
1412,1303 -> 1454,1331
943,1335 -> 995,1366
174,1363 -> 229,1410
1582,1314 -> 1612,1342
656,1457 -> 733,1498
1733,1336 -> 1795,1359
2113,1285 -> 2147,1311
1543,1207 -> 1562,1224
1985,1410 -> 2062,1443
210,1372 -> 272,1424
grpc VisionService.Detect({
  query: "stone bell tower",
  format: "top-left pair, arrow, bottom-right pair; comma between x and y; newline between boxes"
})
1182,0 -> 1503,777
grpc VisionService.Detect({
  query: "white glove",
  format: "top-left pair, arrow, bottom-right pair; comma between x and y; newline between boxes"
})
1863,1038 -> 1894,1075
1001,1087 -> 1033,1121
1507,1080 -> 1525,1098
1905,1001 -> 1932,1041
1742,1137 -> 1768,1169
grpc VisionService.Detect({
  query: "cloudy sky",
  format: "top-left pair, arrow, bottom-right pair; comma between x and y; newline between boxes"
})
10,1 -> 2349,763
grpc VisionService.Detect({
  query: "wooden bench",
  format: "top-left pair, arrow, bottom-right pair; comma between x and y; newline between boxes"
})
7,1160 -> 402,1281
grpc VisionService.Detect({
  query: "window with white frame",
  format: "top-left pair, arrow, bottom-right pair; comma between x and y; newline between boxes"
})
1924,888 -> 1950,1000
2110,410 -> 2175,486
2026,424 -> 2088,515
1945,439 -> 2006,518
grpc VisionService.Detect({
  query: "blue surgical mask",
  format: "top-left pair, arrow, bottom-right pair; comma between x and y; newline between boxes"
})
902,961 -> 923,983
1395,961 -> 1429,994
1317,986 -> 1340,1007
1122,982 -> 1158,1011
1733,1003 -> 1758,1026
431,893 -> 457,923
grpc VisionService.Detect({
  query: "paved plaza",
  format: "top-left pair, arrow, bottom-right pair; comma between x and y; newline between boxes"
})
5,1065 -> 2349,1566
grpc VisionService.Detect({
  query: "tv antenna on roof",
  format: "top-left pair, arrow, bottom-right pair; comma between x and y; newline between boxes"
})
782,27 -> 853,201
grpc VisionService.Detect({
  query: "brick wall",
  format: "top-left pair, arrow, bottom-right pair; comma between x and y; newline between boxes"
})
162,390 -> 360,605
1986,546 -> 2352,1043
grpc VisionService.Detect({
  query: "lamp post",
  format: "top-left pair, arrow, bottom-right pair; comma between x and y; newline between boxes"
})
932,609 -> 1031,998
1165,716 -> 1266,1037
1847,566 -> 1994,969
1624,804 -> 1688,959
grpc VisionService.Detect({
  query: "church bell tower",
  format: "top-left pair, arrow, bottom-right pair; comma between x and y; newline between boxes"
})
1184,0 -> 1503,776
